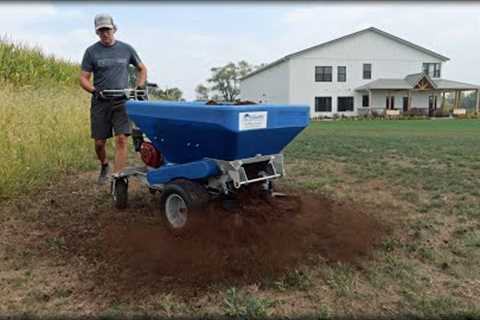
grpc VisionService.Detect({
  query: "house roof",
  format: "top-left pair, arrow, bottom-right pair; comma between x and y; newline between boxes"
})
405,72 -> 438,89
356,73 -> 479,91
355,79 -> 412,90
434,79 -> 480,90
240,27 -> 450,81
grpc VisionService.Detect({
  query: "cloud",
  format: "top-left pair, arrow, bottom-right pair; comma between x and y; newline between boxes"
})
119,25 -> 272,99
278,3 -> 480,84
1,3 -> 480,100
0,3 -> 93,63
0,3 -> 57,23
0,3 -> 268,99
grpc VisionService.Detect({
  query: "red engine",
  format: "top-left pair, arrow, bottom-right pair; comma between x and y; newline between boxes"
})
140,142 -> 163,168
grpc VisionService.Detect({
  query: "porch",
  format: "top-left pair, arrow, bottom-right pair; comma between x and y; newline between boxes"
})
356,73 -> 480,117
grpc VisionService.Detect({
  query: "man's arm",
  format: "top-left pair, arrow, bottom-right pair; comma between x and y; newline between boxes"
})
80,71 -> 95,94
135,63 -> 147,87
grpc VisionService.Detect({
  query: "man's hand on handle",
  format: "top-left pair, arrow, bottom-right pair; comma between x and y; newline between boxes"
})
93,88 -> 108,100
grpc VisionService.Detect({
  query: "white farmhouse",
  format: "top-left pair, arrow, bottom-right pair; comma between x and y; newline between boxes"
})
240,27 -> 480,117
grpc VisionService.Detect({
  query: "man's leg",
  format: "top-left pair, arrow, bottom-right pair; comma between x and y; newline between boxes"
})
94,139 -> 108,165
91,96 -> 113,185
94,138 -> 111,184
114,134 -> 129,174
111,100 -> 131,175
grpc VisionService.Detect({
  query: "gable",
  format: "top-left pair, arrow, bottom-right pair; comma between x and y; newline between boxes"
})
296,29 -> 446,63
415,77 -> 434,90
241,27 -> 448,81
405,73 -> 437,90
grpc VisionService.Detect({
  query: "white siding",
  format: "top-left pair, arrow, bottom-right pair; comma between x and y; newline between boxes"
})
289,31 -> 444,117
240,29 -> 447,117
370,91 -> 442,110
240,61 -> 290,104
411,92 -> 442,109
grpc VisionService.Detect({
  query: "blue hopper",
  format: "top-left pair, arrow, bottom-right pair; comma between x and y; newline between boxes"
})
113,99 -> 309,233
125,101 -> 309,164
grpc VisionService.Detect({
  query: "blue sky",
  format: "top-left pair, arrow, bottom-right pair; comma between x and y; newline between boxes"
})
2,2 -> 480,99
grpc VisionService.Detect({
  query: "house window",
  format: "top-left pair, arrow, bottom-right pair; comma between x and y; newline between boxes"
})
385,96 -> 395,110
315,66 -> 332,82
337,96 -> 354,112
422,63 -> 429,74
433,64 -> 441,78
337,66 -> 346,82
362,95 -> 369,107
422,63 -> 441,78
363,64 -> 372,79
315,97 -> 332,112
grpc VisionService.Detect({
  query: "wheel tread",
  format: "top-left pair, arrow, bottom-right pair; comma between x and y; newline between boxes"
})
159,179 -> 209,234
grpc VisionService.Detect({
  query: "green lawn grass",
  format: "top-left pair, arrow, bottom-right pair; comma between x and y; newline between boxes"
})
283,119 -> 480,317
286,119 -> 480,200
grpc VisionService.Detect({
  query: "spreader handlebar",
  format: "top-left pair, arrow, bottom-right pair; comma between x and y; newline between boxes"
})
100,88 -> 148,101
100,82 -> 158,101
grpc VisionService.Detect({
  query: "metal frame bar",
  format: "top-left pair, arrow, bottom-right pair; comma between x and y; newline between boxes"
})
213,153 -> 285,189
117,153 -> 285,195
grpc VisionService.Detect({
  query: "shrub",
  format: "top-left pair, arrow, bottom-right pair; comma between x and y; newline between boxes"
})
432,109 -> 450,118
404,108 -> 428,117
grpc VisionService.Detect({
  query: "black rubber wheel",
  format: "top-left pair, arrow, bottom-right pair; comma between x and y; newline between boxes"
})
112,178 -> 128,210
249,180 -> 274,199
264,180 -> 274,195
159,179 -> 209,235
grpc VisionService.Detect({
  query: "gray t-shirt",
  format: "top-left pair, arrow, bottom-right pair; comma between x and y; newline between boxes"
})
81,40 -> 142,91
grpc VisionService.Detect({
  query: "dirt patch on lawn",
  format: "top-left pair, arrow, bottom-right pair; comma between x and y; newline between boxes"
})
1,172 -> 385,304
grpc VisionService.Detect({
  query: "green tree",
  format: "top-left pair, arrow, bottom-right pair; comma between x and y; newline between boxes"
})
206,60 -> 256,102
445,91 -> 477,110
462,90 -> 476,110
195,84 -> 210,100
149,87 -> 183,101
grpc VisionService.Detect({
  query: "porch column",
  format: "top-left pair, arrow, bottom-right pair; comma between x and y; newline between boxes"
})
454,90 -> 459,110
450,91 -> 454,112
459,90 -> 463,109
387,90 -> 390,110
407,90 -> 411,110
441,91 -> 445,110
368,89 -> 372,108
476,89 -> 480,113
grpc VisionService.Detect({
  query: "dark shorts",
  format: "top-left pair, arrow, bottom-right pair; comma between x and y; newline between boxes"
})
90,96 -> 131,140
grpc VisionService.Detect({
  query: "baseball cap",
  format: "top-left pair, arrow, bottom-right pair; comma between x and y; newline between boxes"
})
94,14 -> 115,30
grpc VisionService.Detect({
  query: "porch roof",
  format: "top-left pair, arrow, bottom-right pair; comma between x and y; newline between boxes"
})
434,79 -> 479,90
356,79 -> 411,90
356,73 -> 479,91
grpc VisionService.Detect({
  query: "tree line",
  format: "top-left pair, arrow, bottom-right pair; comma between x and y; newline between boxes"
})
130,61 -> 264,102
195,61 -> 265,102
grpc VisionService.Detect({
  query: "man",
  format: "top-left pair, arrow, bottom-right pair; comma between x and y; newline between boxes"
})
80,14 -> 147,184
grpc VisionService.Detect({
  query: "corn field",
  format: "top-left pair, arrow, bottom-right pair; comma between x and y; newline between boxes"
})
0,37 -> 79,87
0,39 -> 98,199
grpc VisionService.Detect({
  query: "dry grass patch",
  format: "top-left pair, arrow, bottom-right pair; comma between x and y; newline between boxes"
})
0,83 -> 95,199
